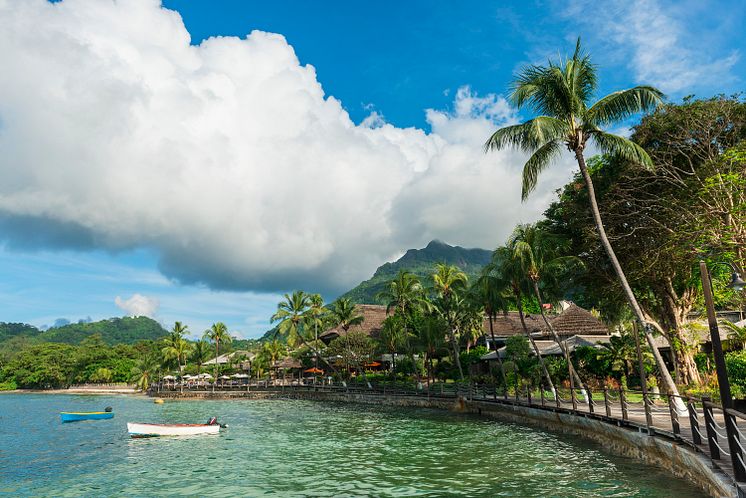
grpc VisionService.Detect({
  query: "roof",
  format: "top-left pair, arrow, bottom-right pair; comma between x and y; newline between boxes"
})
319,305 -> 389,342
483,303 -> 608,339
480,335 -> 611,360
204,350 -> 255,365
274,357 -> 302,369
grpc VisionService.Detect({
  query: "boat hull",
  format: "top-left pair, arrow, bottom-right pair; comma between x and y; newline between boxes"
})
60,412 -> 114,423
127,422 -> 221,437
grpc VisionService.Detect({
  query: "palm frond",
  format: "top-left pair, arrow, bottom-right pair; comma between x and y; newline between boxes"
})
590,131 -> 654,169
521,140 -> 562,200
484,116 -> 568,154
510,64 -> 572,117
586,86 -> 664,126
566,38 -> 597,111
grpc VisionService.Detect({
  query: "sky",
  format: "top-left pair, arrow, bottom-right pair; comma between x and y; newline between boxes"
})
0,0 -> 743,338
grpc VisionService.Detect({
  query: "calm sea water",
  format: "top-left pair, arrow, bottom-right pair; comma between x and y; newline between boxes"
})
0,394 -> 704,497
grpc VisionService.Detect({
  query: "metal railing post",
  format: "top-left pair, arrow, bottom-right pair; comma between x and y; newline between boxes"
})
725,410 -> 746,481
527,386 -> 532,405
587,387 -> 594,414
668,395 -> 680,435
620,388 -> 628,421
643,391 -> 653,430
540,386 -> 545,407
571,388 -> 577,411
702,398 -> 721,460
688,398 -> 702,445
603,387 -> 611,418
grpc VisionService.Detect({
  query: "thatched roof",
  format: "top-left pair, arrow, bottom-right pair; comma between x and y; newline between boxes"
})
274,357 -> 302,369
483,303 -> 608,339
481,335 -> 611,360
319,304 -> 389,343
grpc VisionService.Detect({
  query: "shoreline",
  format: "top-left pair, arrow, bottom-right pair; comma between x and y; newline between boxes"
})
1,388 -> 145,396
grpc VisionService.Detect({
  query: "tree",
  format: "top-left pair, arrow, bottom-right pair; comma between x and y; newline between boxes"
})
509,224 -> 586,393
430,264 -> 468,380
414,314 -> 446,386
191,340 -> 211,374
487,246 -> 556,394
327,331 -> 376,381
470,274 -> 510,388
484,38 -> 683,404
303,294 -> 327,370
203,322 -> 232,382
130,352 -> 159,392
162,322 -> 191,373
379,315 -> 409,376
724,321 -> 746,351
328,298 -> 364,332
273,291 -> 338,374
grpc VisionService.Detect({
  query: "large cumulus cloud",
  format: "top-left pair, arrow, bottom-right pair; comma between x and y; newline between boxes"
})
0,0 -> 574,295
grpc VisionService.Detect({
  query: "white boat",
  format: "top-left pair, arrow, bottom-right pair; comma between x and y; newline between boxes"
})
127,422 -> 221,437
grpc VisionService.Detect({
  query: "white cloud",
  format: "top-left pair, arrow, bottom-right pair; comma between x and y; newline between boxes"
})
566,0 -> 739,93
115,293 -> 159,318
0,0 -> 574,295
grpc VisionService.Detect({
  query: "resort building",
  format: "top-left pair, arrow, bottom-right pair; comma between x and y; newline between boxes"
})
318,304 -> 389,344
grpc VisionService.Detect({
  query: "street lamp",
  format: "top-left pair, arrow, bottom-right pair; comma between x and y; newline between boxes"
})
699,260 -> 746,481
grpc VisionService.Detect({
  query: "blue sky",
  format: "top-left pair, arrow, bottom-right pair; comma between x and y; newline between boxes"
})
0,0 -> 742,338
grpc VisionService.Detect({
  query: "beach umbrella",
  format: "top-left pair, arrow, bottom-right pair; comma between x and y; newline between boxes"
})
219,375 -> 231,380
162,375 -> 176,380
304,367 -> 324,374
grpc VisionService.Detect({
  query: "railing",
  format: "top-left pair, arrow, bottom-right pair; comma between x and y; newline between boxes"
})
151,379 -> 746,491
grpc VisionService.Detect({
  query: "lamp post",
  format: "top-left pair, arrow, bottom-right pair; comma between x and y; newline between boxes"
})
699,260 -> 746,480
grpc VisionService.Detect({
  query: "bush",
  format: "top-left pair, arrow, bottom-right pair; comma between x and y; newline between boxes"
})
726,350 -> 746,398
0,380 -> 17,391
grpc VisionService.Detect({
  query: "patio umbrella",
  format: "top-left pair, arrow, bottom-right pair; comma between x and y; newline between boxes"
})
365,362 -> 381,367
162,375 -> 176,380
219,375 -> 231,380
304,367 -> 324,374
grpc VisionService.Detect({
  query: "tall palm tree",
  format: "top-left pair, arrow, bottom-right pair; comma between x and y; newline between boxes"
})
328,298 -> 364,333
162,321 -> 191,373
304,294 -> 327,370
470,274 -> 510,389
430,263 -> 469,380
273,291 -> 338,374
379,315 -> 408,375
376,270 -> 423,316
203,322 -> 232,383
488,246 -> 557,394
484,39 -> 680,402
131,352 -> 159,392
509,224 -> 585,393
416,315 -> 446,386
191,340 -> 211,374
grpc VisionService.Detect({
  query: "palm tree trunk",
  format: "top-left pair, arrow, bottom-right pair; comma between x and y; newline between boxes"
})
532,281 -> 585,394
575,149 -> 682,407
448,322 -> 465,380
514,290 -> 556,394
488,314 -> 508,389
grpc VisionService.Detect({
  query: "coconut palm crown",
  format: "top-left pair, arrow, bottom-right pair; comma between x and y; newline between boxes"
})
485,38 -> 663,200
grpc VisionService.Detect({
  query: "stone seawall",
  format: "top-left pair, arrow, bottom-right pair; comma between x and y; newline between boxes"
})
155,389 -> 735,497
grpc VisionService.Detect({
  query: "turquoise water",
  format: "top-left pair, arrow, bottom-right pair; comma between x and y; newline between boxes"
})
0,394 -> 704,497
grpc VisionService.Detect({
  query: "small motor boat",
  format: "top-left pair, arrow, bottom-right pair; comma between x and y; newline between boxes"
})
60,407 -> 114,423
127,417 -> 226,438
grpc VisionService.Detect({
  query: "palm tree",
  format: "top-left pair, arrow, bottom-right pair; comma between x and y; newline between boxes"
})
488,246 -> 557,394
191,340 -> 211,374
509,224 -> 585,393
131,353 -> 159,392
470,274 -> 510,389
328,298 -> 364,333
416,315 -> 446,386
484,39 -> 681,403
377,270 -> 423,316
597,333 -> 640,379
430,264 -> 469,380
273,291 -> 338,374
304,294 -> 327,370
379,315 -> 409,376
203,322 -> 232,383
723,321 -> 746,351
162,321 -> 191,373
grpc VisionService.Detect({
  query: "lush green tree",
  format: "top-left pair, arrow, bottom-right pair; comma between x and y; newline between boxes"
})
203,322 -> 232,380
429,264 -> 469,380
486,246 -> 556,393
163,322 -> 192,373
724,321 -> 746,351
470,274 -> 510,388
3,343 -> 77,388
413,314 -> 446,385
328,298 -> 364,332
327,331 -> 376,381
378,315 -> 409,375
191,340 -> 211,374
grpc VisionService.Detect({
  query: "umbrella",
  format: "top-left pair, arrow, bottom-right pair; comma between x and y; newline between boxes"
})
199,373 -> 213,379
304,367 -> 324,374
365,362 -> 381,367
231,373 -> 249,378
162,375 -> 176,380
219,375 -> 231,380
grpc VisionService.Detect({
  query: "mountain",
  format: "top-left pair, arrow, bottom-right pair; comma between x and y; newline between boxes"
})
339,240 -> 492,304
0,316 -> 168,346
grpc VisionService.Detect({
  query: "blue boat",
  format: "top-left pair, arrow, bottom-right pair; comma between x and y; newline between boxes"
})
60,411 -> 114,423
